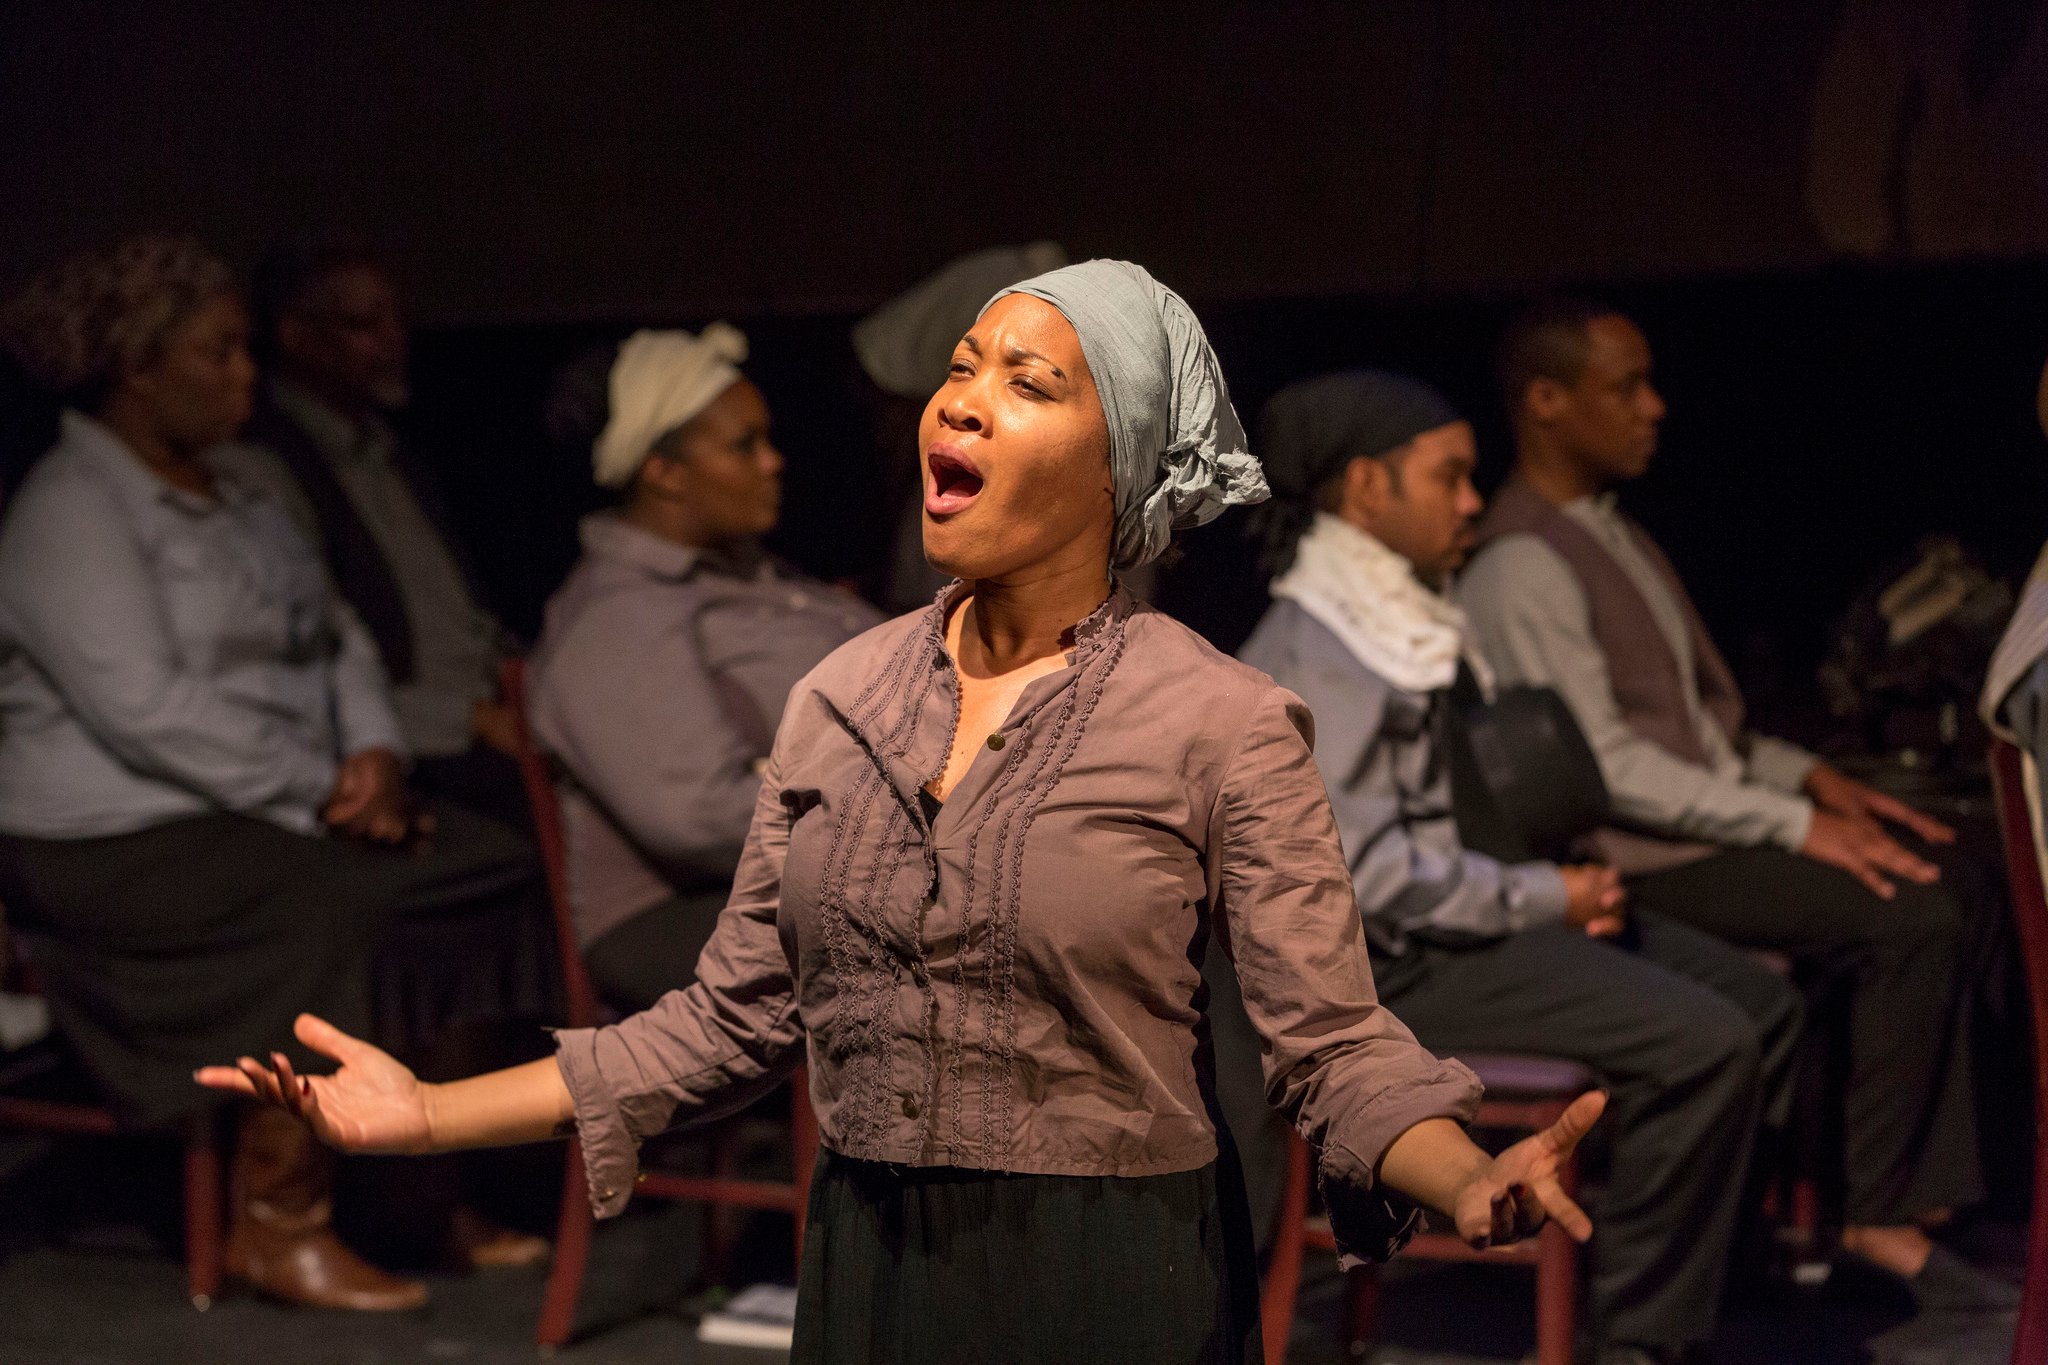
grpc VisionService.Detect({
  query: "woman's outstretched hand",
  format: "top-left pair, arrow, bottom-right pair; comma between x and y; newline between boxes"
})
1452,1089 -> 1606,1250
194,1013 -> 433,1154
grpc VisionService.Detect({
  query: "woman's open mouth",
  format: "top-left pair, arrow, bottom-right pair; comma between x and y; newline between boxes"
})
925,445 -> 985,517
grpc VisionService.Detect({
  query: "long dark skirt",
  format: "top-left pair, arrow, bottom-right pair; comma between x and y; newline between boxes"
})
0,804 -> 544,1128
792,1149 -> 1263,1365
0,814 -> 384,1127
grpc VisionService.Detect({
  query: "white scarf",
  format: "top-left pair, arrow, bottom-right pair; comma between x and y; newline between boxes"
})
1271,513 -> 1486,695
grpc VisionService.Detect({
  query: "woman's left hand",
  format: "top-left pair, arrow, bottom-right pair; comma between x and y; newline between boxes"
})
1451,1089 -> 1606,1250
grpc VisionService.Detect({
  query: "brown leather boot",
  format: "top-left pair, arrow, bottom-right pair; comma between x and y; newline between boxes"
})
224,1105 -> 429,1312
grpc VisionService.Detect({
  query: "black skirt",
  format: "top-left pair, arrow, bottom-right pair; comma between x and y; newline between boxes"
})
792,1149 -> 1264,1365
0,805 -> 546,1127
0,814 -> 384,1127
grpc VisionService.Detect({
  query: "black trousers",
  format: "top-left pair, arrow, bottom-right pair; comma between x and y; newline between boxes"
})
582,888 -> 731,1015
410,743 -> 535,844
1627,847 -> 1985,1226
359,800 -> 553,1060
1210,913 -> 1801,1353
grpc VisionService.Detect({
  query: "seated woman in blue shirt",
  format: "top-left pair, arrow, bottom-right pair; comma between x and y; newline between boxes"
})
0,236 -> 532,1311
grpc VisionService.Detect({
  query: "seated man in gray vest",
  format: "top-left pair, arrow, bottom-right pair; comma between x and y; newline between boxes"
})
215,245 -> 522,827
1232,370 -> 1800,1365
1458,298 -> 2012,1312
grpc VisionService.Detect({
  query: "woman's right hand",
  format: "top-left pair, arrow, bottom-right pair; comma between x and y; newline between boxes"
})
195,1013 -> 434,1154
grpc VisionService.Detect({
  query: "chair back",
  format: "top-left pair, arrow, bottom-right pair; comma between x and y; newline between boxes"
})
500,657 -> 602,1029
1985,739 -> 2048,1365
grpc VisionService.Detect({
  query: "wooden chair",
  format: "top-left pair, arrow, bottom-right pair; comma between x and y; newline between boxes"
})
498,659 -> 818,1351
1260,1052 -> 1592,1365
0,932 -> 226,1309
1984,740 -> 2048,1365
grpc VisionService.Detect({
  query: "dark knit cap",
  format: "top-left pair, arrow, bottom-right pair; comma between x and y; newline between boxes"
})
1250,369 -> 1461,576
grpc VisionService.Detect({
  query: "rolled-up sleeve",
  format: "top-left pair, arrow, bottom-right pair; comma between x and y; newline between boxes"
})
1213,686 -> 1482,1262
552,738 -> 805,1217
0,470 -> 337,817
1744,733 -> 1819,796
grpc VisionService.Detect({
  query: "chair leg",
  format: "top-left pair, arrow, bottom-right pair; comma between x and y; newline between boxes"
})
183,1111 -> 224,1311
1260,1134 -> 1313,1365
1341,1262 -> 1381,1356
1534,1156 -> 1580,1365
537,1139 -> 597,1350
705,1130 -> 741,1285
789,1066 -> 819,1268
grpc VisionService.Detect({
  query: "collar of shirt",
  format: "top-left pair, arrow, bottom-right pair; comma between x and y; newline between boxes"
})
62,410 -> 255,521
269,377 -> 393,467
1560,490 -> 1626,541
576,510 -> 777,585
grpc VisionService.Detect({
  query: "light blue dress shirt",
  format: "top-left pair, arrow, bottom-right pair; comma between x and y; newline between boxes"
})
0,412 -> 405,839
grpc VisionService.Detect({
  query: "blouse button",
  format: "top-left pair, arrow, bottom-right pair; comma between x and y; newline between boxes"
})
987,733 -> 1006,751
900,1095 -> 921,1119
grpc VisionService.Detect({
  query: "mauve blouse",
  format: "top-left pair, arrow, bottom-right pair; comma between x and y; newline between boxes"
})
553,585 -> 1480,1259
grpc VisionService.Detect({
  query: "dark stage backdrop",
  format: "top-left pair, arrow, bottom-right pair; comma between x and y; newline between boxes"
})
4,2 -> 2047,745
5,2 -> 2047,321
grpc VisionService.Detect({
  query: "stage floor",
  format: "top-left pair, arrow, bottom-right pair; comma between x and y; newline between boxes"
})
0,1134 -> 2021,1365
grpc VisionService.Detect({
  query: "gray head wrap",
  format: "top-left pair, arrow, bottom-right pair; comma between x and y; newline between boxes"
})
985,259 -> 1268,570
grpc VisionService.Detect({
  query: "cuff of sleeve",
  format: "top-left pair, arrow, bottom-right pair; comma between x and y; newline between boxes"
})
340,728 -> 410,769
1318,1060 -> 1483,1265
1746,735 -> 1820,795
1769,796 -> 1815,853
336,690 -> 410,768
287,754 -> 341,817
1509,863 -> 1571,931
552,1026 -> 643,1220
1322,1162 -> 1425,1270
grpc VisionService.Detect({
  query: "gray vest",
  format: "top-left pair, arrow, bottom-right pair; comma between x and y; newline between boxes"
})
1472,476 -> 1744,874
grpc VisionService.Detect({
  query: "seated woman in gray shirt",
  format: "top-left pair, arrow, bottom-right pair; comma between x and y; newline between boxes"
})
0,236 -> 542,1312
207,260 -> 1605,1365
531,327 -> 880,1010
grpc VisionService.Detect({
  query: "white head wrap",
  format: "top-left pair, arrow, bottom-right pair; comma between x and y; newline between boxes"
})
852,242 -> 1068,401
986,259 -> 1269,570
592,324 -> 749,488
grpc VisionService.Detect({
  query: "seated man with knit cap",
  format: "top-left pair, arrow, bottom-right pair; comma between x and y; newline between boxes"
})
530,327 -> 879,1011
1458,298 -> 2014,1318
1232,370 -> 1802,1365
